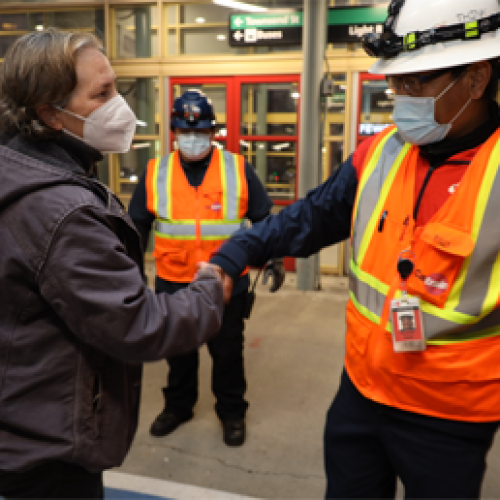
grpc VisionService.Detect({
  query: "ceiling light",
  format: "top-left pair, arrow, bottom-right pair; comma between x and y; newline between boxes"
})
213,0 -> 268,13
195,17 -> 206,23
217,34 -> 227,41
132,142 -> 151,150
35,25 -> 44,31
291,92 -> 300,99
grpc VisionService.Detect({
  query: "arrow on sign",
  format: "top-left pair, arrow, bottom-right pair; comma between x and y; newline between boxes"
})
233,31 -> 244,41
234,17 -> 244,27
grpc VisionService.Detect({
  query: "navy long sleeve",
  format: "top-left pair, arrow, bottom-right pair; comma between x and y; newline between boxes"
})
210,155 -> 359,279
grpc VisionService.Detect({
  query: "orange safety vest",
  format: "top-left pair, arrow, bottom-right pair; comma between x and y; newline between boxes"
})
346,125 -> 500,422
145,149 -> 249,282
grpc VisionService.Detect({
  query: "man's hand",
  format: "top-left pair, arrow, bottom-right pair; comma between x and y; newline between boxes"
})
262,258 -> 285,293
197,263 -> 233,304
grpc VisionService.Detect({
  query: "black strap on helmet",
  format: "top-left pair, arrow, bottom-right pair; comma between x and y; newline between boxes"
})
363,0 -> 500,59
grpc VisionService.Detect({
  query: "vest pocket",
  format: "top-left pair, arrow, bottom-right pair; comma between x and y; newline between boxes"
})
407,223 -> 474,308
153,246 -> 191,281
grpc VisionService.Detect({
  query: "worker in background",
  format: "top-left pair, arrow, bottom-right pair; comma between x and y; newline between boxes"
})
210,0 -> 500,496
129,89 -> 285,447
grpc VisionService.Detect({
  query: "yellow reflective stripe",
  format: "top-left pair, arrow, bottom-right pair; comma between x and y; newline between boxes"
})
234,153 -> 242,218
351,128 -> 397,256
349,290 -> 388,330
166,154 -> 174,219
357,141 -> 411,265
220,150 -> 228,221
158,219 -> 243,225
350,257 -> 476,326
152,158 -> 159,217
427,325 -> 500,346
446,140 -> 500,312
155,231 -> 196,241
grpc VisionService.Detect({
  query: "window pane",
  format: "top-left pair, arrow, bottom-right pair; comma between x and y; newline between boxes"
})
0,9 -> 104,58
117,78 -> 159,136
181,27 -> 244,55
240,140 -> 296,201
181,4 -> 235,24
241,83 -> 299,136
96,155 -> 109,186
325,141 -> 344,177
359,79 -> 393,144
166,5 -> 178,25
168,29 -> 178,54
117,140 -> 160,195
114,5 -> 158,59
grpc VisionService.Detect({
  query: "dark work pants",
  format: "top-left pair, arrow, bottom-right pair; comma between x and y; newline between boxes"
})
0,461 -> 103,499
163,291 -> 249,421
324,370 -> 500,499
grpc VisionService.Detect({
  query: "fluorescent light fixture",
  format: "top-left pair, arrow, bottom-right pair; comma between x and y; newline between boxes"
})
385,88 -> 394,96
136,120 -> 148,127
291,91 -> 300,99
217,34 -> 227,41
213,0 -> 268,13
35,25 -> 44,31
132,142 -> 151,150
130,175 -> 139,182
195,17 -> 206,23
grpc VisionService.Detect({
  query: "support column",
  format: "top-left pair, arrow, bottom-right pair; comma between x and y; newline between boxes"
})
296,0 -> 328,291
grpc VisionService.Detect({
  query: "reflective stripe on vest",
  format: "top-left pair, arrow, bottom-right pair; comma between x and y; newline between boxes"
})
153,149 -> 245,239
350,129 -> 500,344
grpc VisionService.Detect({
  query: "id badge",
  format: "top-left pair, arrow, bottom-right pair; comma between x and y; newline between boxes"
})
390,296 -> 426,353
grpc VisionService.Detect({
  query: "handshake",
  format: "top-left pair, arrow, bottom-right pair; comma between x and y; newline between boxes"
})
197,259 -> 286,304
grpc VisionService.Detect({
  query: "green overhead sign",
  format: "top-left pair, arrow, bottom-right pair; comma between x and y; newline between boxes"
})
229,6 -> 388,47
230,12 -> 303,30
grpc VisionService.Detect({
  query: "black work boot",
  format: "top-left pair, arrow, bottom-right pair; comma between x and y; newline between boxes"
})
222,418 -> 246,447
150,410 -> 192,437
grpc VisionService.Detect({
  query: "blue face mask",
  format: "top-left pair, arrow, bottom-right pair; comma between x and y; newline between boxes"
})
177,132 -> 211,160
392,77 -> 471,146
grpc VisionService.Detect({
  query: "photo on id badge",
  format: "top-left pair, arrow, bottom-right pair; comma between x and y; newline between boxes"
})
390,298 -> 426,352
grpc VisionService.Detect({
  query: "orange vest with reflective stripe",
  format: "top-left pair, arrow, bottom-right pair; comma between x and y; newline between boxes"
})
145,149 -> 249,282
346,126 -> 500,422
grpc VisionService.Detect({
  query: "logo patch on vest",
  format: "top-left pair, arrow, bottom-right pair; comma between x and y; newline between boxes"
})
209,203 -> 222,212
424,273 -> 449,296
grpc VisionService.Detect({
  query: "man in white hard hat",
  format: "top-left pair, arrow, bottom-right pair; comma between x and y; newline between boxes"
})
209,0 -> 500,497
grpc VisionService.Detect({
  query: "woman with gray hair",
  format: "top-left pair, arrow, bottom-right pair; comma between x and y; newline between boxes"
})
0,29 -> 224,498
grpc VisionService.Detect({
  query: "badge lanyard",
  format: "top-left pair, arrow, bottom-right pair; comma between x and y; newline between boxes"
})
390,249 -> 426,352
374,147 -> 427,352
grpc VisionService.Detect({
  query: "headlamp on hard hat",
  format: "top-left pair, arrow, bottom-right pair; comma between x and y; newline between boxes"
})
362,0 -> 500,59
171,89 -> 217,130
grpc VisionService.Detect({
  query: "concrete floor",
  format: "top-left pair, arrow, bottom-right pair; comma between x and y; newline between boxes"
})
114,271 -> 500,499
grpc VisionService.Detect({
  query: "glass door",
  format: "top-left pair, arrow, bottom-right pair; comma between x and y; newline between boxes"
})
236,75 -> 301,206
357,73 -> 394,147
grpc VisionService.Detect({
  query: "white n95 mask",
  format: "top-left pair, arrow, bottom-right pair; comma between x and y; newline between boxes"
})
177,132 -> 212,160
55,94 -> 138,153
392,77 -> 471,146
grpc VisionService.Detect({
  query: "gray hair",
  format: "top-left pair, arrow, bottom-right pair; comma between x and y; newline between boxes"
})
0,28 -> 103,139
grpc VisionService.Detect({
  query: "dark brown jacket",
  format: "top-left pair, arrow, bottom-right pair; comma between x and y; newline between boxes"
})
0,136 -> 223,472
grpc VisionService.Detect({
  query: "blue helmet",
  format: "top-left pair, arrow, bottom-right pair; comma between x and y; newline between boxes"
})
170,89 -> 217,130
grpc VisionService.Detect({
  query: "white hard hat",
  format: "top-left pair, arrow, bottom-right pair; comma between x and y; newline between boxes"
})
368,0 -> 500,75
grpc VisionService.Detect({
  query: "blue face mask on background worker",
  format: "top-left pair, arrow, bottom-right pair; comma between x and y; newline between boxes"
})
177,131 -> 212,160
